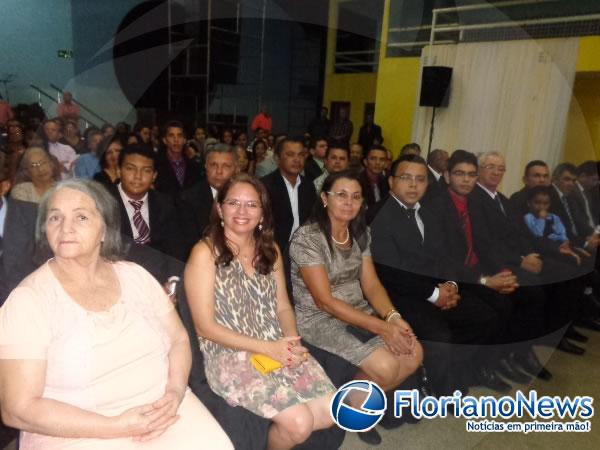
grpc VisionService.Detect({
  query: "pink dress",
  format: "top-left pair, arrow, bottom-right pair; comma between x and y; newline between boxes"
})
0,261 -> 232,450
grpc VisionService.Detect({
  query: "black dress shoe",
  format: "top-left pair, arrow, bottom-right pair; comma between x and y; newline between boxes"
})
358,428 -> 382,445
496,358 -> 531,384
512,350 -> 552,381
475,366 -> 512,393
576,318 -> 600,332
557,338 -> 585,355
566,326 -> 589,343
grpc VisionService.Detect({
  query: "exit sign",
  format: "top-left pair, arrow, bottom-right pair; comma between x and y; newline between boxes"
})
58,50 -> 73,59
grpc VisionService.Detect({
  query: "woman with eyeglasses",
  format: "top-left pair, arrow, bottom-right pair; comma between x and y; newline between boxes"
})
289,170 -> 423,444
11,147 -> 60,203
185,173 -> 335,450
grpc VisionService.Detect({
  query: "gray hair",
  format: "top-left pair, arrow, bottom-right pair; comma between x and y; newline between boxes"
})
35,179 -> 124,261
478,151 -> 505,167
205,143 -> 238,163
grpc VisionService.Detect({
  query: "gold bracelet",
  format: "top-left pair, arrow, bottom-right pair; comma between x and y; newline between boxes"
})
384,308 -> 398,321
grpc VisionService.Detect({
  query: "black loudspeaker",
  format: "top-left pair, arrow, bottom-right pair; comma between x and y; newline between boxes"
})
419,66 -> 452,107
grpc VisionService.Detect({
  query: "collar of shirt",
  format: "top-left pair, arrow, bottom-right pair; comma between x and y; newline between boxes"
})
0,195 -> 7,237
118,182 -> 149,204
477,182 -> 497,199
210,186 -> 218,199
448,188 -> 468,213
428,165 -> 442,181
315,158 -> 325,170
552,183 -> 565,199
281,173 -> 301,191
390,192 -> 421,213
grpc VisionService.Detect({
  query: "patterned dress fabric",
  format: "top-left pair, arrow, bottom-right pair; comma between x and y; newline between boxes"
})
289,223 -> 385,366
199,258 -> 334,418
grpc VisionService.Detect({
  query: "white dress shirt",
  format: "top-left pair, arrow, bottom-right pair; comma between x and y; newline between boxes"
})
428,165 -> 442,181
282,173 -> 302,240
210,186 -> 218,200
118,183 -> 150,240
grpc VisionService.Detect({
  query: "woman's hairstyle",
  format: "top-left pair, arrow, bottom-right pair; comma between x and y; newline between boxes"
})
15,146 -> 61,183
206,173 -> 277,275
35,179 -> 124,262
308,169 -> 368,255
97,135 -> 124,169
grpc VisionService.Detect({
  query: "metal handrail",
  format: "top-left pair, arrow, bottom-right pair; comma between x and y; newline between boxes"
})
30,84 -> 98,128
49,83 -> 109,125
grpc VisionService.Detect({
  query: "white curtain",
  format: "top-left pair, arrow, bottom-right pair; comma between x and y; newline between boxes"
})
412,38 -> 579,195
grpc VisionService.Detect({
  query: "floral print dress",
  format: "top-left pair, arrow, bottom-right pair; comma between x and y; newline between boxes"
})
199,259 -> 334,419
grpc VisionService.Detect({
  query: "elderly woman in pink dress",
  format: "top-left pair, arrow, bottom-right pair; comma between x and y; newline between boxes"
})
0,179 -> 232,450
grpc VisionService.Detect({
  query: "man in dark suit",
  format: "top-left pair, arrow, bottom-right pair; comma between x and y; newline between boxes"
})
154,120 -> 202,196
110,144 -> 184,283
0,163 -> 38,304
575,161 -> 600,227
471,152 -> 584,363
261,137 -> 317,254
303,137 -> 327,182
359,146 -> 389,223
178,143 -> 238,257
371,154 -> 503,394
422,149 -> 448,205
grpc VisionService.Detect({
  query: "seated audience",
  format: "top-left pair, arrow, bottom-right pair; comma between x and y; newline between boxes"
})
74,129 -> 103,179
134,122 -> 153,146
179,144 -> 238,258
155,121 -> 202,196
289,170 -> 423,445
186,174 -> 334,450
11,147 -> 59,203
313,145 -> 349,193
62,120 -> 85,153
93,135 -> 123,186
422,148 -> 449,205
0,157 -> 37,303
261,137 -> 317,254
0,178 -> 232,449
359,146 -> 390,223
42,118 -> 78,179
108,144 -> 185,282
304,137 -> 327,181
371,155 -> 502,396
349,142 -> 364,171
399,142 -> 421,157
509,160 -> 551,217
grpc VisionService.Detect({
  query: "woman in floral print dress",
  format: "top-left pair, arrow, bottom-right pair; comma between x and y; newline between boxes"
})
185,173 -> 335,450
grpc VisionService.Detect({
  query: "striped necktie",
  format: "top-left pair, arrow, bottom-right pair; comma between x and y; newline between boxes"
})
128,200 -> 150,244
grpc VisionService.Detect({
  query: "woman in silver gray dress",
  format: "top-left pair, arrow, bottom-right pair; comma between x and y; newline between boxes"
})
289,170 -> 423,391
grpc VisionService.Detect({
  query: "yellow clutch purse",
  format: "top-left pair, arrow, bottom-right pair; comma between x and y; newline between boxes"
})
250,354 -> 283,375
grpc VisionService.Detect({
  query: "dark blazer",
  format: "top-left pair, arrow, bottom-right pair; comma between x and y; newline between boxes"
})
0,198 -> 38,304
371,196 -> 447,300
154,152 -> 203,197
261,170 -> 317,252
177,179 -> 215,257
108,185 -> 185,282
303,157 -> 323,182
508,186 -> 530,218
358,170 -> 389,223
569,184 -> 598,230
469,184 -> 535,271
92,170 -> 119,187
548,185 -> 592,247
421,167 -> 447,206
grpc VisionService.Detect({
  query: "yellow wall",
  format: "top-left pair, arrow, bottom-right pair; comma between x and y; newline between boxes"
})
564,36 -> 600,163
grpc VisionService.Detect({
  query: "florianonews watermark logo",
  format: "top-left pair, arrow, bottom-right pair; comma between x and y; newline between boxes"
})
330,380 -> 387,432
330,382 -> 594,434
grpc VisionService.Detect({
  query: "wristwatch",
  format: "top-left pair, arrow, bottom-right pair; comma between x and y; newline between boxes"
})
479,276 -> 488,286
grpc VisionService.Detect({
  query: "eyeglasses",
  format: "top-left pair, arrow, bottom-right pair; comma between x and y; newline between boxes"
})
222,199 -> 262,210
481,164 -> 506,173
326,191 -> 363,202
393,174 -> 427,184
450,170 -> 478,179
29,160 -> 50,169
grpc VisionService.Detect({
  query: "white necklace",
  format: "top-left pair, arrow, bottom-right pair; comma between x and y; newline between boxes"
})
331,228 -> 350,246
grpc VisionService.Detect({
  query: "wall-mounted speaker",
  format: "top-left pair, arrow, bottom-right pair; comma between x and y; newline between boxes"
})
419,66 -> 452,107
